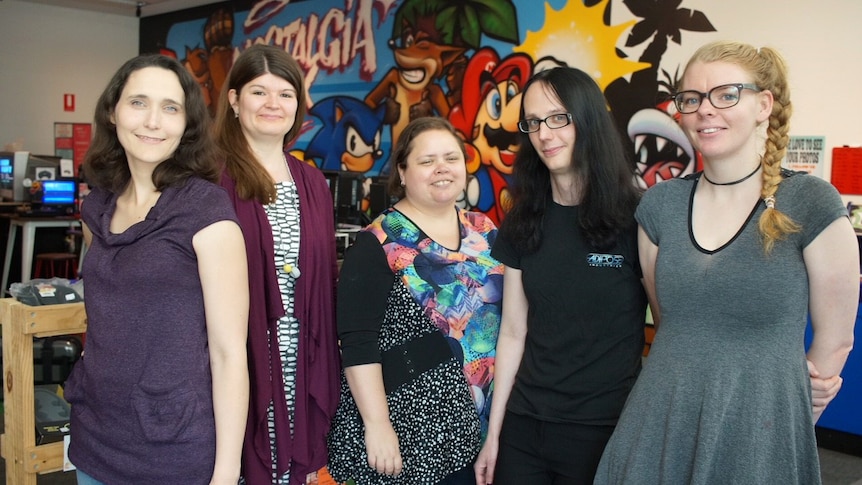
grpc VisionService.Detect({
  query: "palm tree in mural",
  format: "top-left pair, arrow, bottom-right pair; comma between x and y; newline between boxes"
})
393,0 -> 519,49
438,0 -> 519,48
624,0 -> 715,79
604,0 -> 715,146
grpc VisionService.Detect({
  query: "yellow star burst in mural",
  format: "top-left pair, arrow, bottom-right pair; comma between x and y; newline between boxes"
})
514,0 -> 650,92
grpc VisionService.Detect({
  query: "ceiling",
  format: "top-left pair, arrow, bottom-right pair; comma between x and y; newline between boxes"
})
14,0 -> 221,17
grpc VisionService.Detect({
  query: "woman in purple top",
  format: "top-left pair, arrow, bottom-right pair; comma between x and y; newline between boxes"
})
214,45 -> 341,485
65,54 -> 249,485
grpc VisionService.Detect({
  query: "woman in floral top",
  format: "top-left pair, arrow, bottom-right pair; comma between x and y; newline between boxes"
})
328,117 -> 504,485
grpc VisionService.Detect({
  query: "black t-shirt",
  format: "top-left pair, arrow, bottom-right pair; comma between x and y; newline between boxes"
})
492,202 -> 647,425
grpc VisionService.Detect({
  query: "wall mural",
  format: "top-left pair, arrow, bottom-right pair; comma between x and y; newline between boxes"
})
141,0 -> 716,225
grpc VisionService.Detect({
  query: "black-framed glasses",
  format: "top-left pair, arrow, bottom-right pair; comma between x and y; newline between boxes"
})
518,113 -> 573,133
671,83 -> 761,114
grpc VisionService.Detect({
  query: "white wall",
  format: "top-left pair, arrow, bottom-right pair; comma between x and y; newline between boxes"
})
612,0 -> 862,198
0,0 -> 138,155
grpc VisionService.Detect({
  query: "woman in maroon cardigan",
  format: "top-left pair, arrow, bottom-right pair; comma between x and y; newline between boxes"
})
214,44 -> 341,485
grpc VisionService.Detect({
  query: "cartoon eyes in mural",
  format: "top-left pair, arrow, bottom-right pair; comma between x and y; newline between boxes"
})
389,34 -> 416,50
485,83 -> 518,121
345,126 -> 382,164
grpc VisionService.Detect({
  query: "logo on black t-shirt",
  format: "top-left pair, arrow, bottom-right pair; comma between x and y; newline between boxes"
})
586,253 -> 624,268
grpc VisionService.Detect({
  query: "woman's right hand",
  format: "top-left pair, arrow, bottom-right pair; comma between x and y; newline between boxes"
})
474,436 -> 499,484
364,420 -> 403,476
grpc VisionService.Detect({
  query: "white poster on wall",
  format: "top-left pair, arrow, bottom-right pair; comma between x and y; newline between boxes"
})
784,136 -> 825,179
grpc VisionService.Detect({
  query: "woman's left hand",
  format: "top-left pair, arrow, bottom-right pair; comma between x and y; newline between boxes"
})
809,359 -> 842,422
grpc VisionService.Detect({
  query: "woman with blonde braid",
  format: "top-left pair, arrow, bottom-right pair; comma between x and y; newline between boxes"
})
594,41 -> 859,484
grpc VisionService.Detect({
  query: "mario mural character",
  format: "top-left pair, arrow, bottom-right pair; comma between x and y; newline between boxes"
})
449,48 -> 532,225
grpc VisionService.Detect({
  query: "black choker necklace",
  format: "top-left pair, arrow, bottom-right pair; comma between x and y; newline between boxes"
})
702,165 -> 761,186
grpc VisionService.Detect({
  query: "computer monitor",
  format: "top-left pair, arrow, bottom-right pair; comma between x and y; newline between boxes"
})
0,152 -> 13,200
367,176 -> 394,218
39,179 -> 77,207
0,151 -> 31,201
322,169 -> 369,227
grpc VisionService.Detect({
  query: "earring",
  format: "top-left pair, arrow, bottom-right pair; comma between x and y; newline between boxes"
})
400,180 -> 405,186
234,111 -> 239,119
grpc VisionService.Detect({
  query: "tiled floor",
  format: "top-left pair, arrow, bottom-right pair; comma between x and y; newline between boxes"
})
821,447 -> 862,485
1,447 -> 858,484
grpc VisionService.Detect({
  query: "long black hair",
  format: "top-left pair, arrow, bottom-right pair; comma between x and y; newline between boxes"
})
500,67 -> 641,253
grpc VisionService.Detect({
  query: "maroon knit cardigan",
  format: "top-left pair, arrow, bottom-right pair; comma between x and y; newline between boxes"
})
220,153 -> 341,484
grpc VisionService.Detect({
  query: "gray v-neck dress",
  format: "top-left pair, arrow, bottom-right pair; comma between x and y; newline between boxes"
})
594,171 -> 847,484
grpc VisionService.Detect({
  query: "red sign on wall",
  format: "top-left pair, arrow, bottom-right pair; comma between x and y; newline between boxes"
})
54,122 -> 92,177
63,93 -> 75,112
831,146 -> 862,195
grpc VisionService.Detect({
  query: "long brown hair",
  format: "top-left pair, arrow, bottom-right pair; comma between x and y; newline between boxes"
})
214,44 -> 308,204
683,40 -> 799,254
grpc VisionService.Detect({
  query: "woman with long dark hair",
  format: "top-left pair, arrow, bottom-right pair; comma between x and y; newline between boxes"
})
214,44 -> 341,484
474,67 -> 647,484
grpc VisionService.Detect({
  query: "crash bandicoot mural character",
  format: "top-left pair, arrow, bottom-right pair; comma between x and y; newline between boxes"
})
365,0 -> 520,147
363,23 -> 463,146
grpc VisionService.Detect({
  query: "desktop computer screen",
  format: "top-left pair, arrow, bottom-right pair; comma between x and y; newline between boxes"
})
40,180 -> 77,206
0,152 -> 13,201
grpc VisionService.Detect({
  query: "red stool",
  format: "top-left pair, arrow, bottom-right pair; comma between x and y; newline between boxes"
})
33,253 -> 79,279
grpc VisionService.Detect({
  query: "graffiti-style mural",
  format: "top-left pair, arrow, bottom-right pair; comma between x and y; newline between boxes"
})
141,0 -> 717,221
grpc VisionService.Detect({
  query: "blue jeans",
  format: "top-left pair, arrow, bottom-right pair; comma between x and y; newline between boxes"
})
76,468 -> 108,485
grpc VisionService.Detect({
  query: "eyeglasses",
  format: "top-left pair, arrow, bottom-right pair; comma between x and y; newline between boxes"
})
671,83 -> 761,114
518,113 -> 573,133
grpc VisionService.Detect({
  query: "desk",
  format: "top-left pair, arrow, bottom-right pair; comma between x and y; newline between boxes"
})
335,231 -> 352,250
2,217 -> 81,296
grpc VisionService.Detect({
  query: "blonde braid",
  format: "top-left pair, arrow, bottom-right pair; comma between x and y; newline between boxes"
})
755,47 -> 800,254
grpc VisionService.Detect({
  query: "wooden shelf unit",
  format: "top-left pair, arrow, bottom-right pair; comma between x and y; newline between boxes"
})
0,298 -> 86,484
